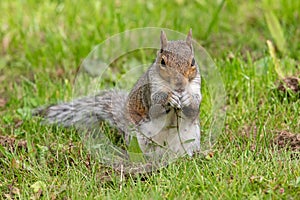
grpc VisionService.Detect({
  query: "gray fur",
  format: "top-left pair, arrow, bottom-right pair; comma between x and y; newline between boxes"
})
34,30 -> 202,159
34,90 -> 128,134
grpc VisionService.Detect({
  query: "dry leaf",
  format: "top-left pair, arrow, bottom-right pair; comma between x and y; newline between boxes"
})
2,34 -> 11,54
0,98 -> 7,108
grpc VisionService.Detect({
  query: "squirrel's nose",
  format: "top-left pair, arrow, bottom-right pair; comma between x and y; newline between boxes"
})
175,82 -> 182,88
174,73 -> 187,92
175,81 -> 183,90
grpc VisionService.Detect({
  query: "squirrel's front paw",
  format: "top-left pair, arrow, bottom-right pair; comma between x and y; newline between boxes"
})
180,91 -> 192,107
169,91 -> 182,109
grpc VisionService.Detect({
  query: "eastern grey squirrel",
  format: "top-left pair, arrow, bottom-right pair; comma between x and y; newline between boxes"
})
34,29 -> 202,160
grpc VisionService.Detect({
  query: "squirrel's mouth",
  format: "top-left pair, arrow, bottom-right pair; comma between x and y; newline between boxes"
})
175,89 -> 184,93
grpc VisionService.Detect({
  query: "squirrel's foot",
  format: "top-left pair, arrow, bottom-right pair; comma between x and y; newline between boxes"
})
180,91 -> 192,107
169,91 -> 182,109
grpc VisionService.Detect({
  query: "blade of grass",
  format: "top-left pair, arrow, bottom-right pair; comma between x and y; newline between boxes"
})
266,40 -> 284,79
264,10 -> 287,55
203,0 -> 226,40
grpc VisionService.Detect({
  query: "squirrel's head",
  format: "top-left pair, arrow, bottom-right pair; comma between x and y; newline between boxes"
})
155,29 -> 198,93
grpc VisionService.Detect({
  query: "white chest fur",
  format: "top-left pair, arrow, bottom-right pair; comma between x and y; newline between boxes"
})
137,108 -> 200,159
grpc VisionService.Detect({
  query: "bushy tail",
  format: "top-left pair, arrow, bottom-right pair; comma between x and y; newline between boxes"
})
33,90 -> 129,133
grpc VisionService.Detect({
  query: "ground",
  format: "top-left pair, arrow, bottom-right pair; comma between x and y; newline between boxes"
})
0,0 -> 299,199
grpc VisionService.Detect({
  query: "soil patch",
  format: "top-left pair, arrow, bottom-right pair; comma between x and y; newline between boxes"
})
272,131 -> 300,152
0,135 -> 28,153
277,76 -> 300,94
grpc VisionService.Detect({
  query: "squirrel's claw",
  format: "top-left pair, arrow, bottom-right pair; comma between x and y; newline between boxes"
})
169,92 -> 182,109
181,91 -> 192,107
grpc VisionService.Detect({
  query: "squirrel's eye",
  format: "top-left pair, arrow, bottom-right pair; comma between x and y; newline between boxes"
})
191,58 -> 195,66
161,58 -> 166,66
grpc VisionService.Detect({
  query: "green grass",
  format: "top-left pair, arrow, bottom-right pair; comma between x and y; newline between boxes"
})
1,0 -> 299,199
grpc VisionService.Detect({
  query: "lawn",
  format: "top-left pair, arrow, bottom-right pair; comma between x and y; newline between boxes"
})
0,0 -> 299,199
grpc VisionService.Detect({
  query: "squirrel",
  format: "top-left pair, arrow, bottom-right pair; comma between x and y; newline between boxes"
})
34,29 -> 202,160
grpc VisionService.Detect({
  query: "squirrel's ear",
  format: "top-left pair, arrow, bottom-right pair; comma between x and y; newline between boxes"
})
160,30 -> 168,50
186,29 -> 193,49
